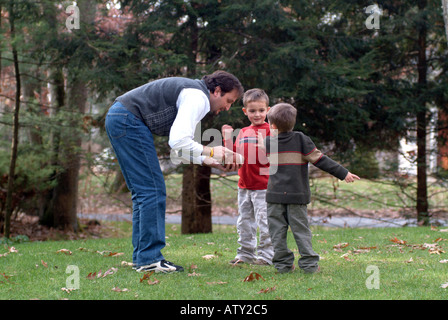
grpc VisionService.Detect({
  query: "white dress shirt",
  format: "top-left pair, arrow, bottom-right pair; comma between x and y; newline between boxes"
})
168,88 -> 210,164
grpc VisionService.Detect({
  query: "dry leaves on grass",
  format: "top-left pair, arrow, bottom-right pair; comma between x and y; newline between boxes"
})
77,247 -> 124,257
87,267 -> 118,279
139,271 -> 159,285
0,246 -> 18,258
0,273 -> 14,284
258,286 -> 276,294
112,287 -> 129,292
243,272 -> 265,282
56,249 -> 72,255
390,237 -> 407,245
61,287 -> 77,294
202,254 -> 218,260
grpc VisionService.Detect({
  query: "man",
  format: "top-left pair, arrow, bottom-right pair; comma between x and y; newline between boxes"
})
105,71 -> 244,273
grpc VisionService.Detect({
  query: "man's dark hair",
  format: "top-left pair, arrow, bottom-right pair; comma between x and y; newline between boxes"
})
202,71 -> 244,98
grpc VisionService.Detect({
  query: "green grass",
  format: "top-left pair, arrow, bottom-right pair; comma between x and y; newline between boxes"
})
1,223 -> 448,300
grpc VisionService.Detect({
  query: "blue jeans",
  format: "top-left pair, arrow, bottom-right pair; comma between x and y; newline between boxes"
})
105,102 -> 166,267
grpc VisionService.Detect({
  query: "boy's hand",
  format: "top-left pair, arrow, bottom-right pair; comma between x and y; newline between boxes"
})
344,172 -> 360,183
256,131 -> 266,150
221,124 -> 234,141
213,146 -> 244,168
203,156 -> 228,171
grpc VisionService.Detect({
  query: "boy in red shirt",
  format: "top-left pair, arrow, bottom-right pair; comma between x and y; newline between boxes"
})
222,89 -> 274,265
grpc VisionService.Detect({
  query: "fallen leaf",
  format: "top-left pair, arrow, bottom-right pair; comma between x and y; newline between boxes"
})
100,267 -> 118,277
243,272 -> 265,282
147,278 -> 159,285
138,271 -> 159,285
333,243 -> 349,249
188,264 -> 198,273
188,271 -> 202,277
41,260 -> 48,268
390,237 -> 406,245
206,281 -> 227,285
440,282 -> 448,289
87,268 -> 118,279
106,252 -> 124,257
202,254 -> 217,260
439,259 -> 448,263
358,246 -> 377,250
0,273 -> 14,284
87,272 -> 97,280
139,272 -> 154,282
429,247 -> 445,255
61,287 -> 76,293
112,287 -> 129,292
56,249 -> 72,255
405,257 -> 413,263
258,286 -> 276,294
353,249 -> 370,254
341,253 -> 353,261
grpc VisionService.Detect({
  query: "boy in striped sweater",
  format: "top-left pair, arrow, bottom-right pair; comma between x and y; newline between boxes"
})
262,103 -> 360,273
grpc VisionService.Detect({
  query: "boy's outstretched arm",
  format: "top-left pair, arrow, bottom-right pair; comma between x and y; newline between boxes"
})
344,172 -> 360,183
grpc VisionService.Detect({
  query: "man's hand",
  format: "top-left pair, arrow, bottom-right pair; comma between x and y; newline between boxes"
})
205,145 -> 244,172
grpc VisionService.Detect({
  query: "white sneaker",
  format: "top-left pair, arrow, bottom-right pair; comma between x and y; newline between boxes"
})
136,260 -> 184,273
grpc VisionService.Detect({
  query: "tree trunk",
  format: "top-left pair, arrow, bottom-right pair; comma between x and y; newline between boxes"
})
180,9 -> 213,234
416,0 -> 429,225
4,1 -> 21,238
39,68 -> 64,226
41,0 -> 95,231
181,164 -> 212,234
50,77 -> 87,231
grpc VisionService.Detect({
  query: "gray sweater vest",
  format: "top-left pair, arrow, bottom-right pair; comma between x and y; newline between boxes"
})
115,77 -> 210,136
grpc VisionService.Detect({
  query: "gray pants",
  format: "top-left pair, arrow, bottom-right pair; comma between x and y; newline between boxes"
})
235,188 -> 274,264
267,203 -> 320,273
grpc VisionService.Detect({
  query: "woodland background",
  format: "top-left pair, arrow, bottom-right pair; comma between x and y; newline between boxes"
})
1,0 -> 448,238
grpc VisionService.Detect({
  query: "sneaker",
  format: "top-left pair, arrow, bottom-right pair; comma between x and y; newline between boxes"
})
136,260 -> 184,273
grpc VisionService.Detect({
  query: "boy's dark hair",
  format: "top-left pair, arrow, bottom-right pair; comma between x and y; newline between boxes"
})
267,103 -> 297,132
243,88 -> 269,107
202,71 -> 244,98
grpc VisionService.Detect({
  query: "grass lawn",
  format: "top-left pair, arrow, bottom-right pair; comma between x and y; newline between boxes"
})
1,222 -> 448,301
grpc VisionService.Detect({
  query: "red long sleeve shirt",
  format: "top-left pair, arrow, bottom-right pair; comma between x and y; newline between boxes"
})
226,123 -> 270,190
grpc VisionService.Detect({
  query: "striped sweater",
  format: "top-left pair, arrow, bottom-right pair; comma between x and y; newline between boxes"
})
265,131 -> 348,204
